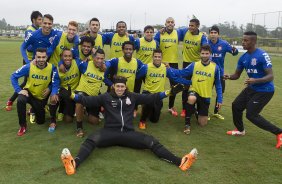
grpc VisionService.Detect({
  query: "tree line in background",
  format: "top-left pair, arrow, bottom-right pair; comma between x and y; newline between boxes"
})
200,21 -> 282,39
1,18 -> 282,39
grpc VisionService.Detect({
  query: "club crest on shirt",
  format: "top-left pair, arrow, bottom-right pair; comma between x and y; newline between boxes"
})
251,58 -> 257,66
217,46 -> 222,51
126,97 -> 131,105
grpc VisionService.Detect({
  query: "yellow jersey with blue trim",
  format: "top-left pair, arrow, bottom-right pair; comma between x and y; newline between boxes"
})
116,57 -> 137,92
85,33 -> 104,50
183,31 -> 203,63
110,33 -> 130,59
159,30 -> 178,63
58,59 -> 80,90
76,60 -> 104,96
137,38 -> 157,64
24,63 -> 53,100
79,48 -> 93,61
190,61 -> 216,98
49,32 -> 76,66
143,63 -> 166,93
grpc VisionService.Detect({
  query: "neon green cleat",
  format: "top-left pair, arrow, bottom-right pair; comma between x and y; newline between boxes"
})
57,113 -> 64,122
45,105 -> 49,113
212,113 -> 225,120
30,113 -> 36,124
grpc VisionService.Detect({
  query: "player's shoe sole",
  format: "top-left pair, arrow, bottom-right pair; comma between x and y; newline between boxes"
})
226,129 -> 245,136
179,148 -> 198,171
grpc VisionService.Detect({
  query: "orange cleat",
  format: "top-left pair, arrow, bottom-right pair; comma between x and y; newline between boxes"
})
180,109 -> 186,118
17,126 -> 26,136
139,121 -> 146,130
179,148 -> 198,171
276,133 -> 282,149
61,148 -> 76,175
226,128 -> 245,136
5,100 -> 13,111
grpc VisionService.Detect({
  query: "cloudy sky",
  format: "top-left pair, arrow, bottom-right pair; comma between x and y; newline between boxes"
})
1,0 -> 282,30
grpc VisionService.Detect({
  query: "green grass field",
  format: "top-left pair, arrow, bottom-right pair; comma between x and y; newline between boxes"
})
0,40 -> 281,184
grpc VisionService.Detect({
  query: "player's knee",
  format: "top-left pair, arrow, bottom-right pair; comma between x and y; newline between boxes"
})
187,96 -> 196,104
232,101 -> 239,110
88,116 -> 99,125
64,115 -> 73,123
50,99 -> 57,105
197,115 -> 207,126
246,111 -> 257,121
82,138 -> 96,152
144,135 -> 160,150
198,119 -> 208,127
87,132 -> 101,145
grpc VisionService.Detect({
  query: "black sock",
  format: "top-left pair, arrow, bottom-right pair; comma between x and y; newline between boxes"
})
75,139 -> 96,168
77,121 -> 83,129
185,103 -> 194,126
151,141 -> 182,166
49,104 -> 58,123
214,96 -> 219,114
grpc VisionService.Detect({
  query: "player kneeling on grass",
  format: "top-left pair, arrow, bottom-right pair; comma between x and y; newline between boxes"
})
11,48 -> 56,136
73,48 -> 107,138
168,44 -> 222,135
224,31 -> 282,149
136,48 -> 182,130
49,49 -> 81,132
59,75 -> 197,175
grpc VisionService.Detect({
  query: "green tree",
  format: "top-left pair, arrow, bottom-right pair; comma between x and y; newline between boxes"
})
0,18 -> 7,29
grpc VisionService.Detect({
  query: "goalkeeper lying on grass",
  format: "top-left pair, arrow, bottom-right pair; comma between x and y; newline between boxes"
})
59,75 -> 197,175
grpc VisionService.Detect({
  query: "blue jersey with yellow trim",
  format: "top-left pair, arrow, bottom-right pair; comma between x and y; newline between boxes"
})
25,25 -> 40,60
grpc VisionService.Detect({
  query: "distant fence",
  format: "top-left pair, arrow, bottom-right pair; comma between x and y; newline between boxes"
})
224,36 -> 282,55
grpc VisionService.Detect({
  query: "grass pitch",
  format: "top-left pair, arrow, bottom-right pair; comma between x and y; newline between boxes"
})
0,40 -> 281,184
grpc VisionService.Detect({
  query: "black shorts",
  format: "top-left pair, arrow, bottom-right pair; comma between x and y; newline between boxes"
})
188,91 -> 210,116
75,91 -> 99,118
